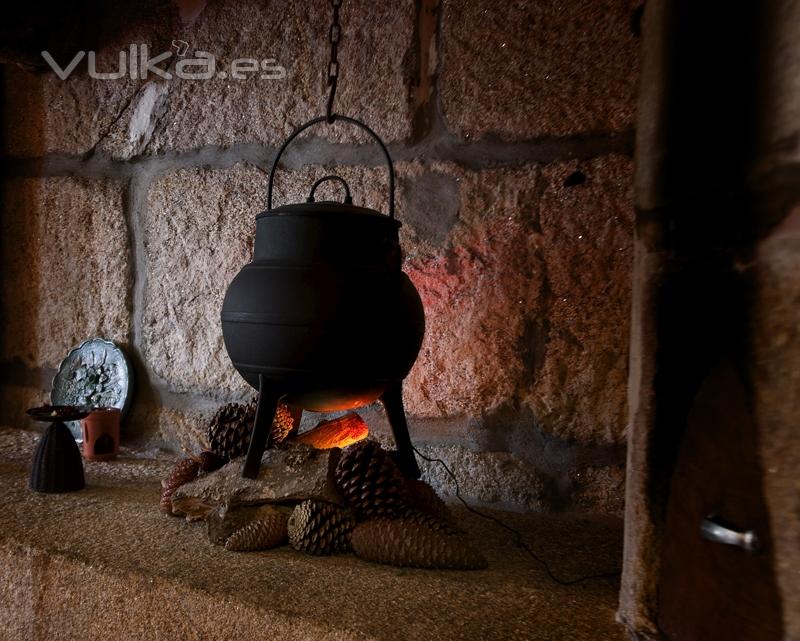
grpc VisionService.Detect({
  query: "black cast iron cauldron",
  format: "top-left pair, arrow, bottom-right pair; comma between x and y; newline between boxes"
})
222,115 -> 425,479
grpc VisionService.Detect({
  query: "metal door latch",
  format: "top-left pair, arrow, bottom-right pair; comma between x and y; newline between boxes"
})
701,516 -> 761,553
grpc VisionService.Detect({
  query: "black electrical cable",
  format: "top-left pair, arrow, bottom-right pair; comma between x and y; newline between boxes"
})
411,445 -> 622,586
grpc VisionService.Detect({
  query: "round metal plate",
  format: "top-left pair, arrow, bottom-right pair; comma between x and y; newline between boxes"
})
51,338 -> 133,442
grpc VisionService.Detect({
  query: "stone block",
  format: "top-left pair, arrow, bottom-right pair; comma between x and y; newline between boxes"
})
2,0 -> 415,158
1,2 -> 180,158
568,466 -> 626,516
0,177 -> 131,369
414,443 -> 551,512
124,400 -> 214,453
171,445 -> 343,519
0,429 -> 627,641
141,165 -> 263,396
752,204 -> 800,641
144,156 -> 632,446
402,156 -> 633,445
0,385 -> 50,431
523,156 -> 634,444
146,0 -> 415,153
403,164 -> 544,419
440,0 -> 640,141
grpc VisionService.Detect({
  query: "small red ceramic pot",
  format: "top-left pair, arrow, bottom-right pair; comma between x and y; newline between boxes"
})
81,408 -> 121,461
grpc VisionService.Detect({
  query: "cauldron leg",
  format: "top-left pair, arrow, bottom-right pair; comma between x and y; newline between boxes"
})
242,375 -> 280,479
380,383 -> 421,479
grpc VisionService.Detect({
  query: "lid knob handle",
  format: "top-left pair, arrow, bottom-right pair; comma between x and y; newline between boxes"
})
306,175 -> 353,204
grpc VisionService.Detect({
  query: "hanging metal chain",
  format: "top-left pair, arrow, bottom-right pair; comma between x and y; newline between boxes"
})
326,0 -> 343,123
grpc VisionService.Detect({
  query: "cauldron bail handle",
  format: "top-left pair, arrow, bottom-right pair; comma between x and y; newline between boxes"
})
267,114 -> 396,219
306,175 -> 353,204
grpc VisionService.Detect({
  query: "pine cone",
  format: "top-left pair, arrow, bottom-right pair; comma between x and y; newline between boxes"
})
225,512 -> 289,552
197,450 -> 225,472
207,400 -> 256,460
405,479 -> 454,524
271,403 -> 295,445
159,492 -> 174,514
395,509 -> 460,535
334,441 -> 410,519
159,459 -> 199,515
350,513 -> 487,570
182,448 -> 225,473
207,400 -> 296,461
288,500 -> 355,555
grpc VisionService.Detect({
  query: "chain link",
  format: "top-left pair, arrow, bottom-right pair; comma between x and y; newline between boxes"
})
326,0 -> 343,122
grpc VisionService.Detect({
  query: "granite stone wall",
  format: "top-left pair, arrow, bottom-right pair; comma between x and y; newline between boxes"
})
0,0 -> 641,514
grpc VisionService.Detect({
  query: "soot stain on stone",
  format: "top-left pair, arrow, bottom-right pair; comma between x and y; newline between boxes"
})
630,4 -> 645,38
401,171 -> 460,249
563,170 -> 587,188
519,316 -> 551,386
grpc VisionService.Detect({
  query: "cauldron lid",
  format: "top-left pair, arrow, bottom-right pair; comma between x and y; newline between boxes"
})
257,201 -> 401,227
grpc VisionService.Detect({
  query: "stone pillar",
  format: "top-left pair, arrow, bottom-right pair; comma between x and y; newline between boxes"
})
621,0 -> 800,638
751,1 -> 800,637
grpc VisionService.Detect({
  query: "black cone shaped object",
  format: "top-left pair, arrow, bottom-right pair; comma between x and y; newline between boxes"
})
27,406 -> 89,493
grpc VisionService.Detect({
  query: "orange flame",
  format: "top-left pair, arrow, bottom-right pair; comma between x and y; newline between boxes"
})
293,412 -> 369,449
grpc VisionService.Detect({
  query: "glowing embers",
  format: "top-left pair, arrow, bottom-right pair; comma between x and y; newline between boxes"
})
294,413 -> 370,449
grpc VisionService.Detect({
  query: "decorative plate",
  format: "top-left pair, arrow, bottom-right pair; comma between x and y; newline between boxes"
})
51,338 -> 133,441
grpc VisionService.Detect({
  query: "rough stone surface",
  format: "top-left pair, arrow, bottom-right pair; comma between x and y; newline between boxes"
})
440,0 -> 641,141
0,427 -> 626,641
2,0 -> 414,158
145,0 -> 416,152
414,443 -> 550,512
523,157 -> 634,444
403,157 -> 633,445
752,205 -> 800,641
0,385 -> 50,431
0,2 -> 179,158
0,0 -> 638,519
403,164 -> 544,419
757,0 -> 800,171
125,400 -> 211,454
399,168 -> 461,254
0,177 -> 131,369
142,165 -> 262,396
172,445 -> 343,519
570,466 -> 627,516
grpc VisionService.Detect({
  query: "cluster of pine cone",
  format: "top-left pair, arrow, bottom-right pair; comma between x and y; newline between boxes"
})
207,399 -> 295,460
220,440 -> 485,569
330,440 -> 486,570
159,400 -> 486,570
220,442 -> 486,570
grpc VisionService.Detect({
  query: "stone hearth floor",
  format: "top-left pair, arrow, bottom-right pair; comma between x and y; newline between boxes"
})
0,428 -> 626,641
